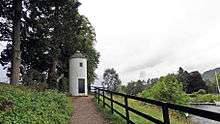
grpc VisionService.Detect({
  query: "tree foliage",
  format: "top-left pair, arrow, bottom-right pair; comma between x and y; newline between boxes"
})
0,0 -> 99,90
0,0 -> 22,84
126,80 -> 146,96
215,73 -> 220,93
102,68 -> 121,91
140,74 -> 188,104
206,80 -> 218,93
116,85 -> 127,93
177,67 -> 207,93
146,78 -> 159,85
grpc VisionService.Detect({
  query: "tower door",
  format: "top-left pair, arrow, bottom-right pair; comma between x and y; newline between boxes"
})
78,78 -> 85,93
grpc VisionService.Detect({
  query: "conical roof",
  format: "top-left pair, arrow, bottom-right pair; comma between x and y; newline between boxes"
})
70,51 -> 86,58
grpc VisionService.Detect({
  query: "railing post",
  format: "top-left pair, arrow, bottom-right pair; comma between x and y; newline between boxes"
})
124,96 -> 130,124
162,103 -> 170,124
110,92 -> 114,114
103,89 -> 105,107
98,88 -> 100,104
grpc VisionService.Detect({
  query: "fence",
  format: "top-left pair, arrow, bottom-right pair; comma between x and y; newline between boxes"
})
90,86 -> 220,124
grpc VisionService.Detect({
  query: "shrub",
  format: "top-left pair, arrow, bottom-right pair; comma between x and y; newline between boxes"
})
126,80 -> 146,96
116,85 -> 127,93
140,74 -> 189,104
0,83 -> 73,124
188,93 -> 197,98
189,94 -> 220,103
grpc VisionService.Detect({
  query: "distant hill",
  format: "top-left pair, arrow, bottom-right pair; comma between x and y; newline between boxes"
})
202,67 -> 220,83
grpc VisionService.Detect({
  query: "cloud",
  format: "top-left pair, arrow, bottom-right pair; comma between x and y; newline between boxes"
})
123,52 -> 170,73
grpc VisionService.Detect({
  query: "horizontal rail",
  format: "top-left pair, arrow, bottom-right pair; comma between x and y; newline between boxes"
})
104,95 -> 125,108
91,86 -> 220,124
113,108 -> 135,124
167,103 -> 220,122
113,107 -> 127,120
91,86 -> 162,124
105,102 -> 111,109
100,87 -> 165,106
102,97 -> 135,123
128,106 -> 163,124
128,95 -> 164,106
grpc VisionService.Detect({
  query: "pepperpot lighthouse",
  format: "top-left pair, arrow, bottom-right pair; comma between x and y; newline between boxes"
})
69,51 -> 88,96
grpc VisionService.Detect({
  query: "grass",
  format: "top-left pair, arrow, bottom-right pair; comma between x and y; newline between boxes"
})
0,83 -> 73,124
188,94 -> 220,103
93,95 -> 191,124
92,98 -> 126,124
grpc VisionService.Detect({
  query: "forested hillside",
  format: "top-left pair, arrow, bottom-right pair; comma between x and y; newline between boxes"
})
202,67 -> 220,82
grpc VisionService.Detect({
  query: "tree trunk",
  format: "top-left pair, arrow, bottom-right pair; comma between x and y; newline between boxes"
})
10,0 -> 22,85
47,3 -> 60,89
47,58 -> 58,88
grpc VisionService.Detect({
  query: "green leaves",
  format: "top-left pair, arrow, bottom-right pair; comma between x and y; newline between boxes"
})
140,74 -> 189,104
126,80 -> 146,95
0,0 -> 100,89
102,68 -> 121,91
0,83 -> 73,124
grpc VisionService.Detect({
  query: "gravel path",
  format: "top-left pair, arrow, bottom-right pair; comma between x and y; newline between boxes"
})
70,96 -> 111,124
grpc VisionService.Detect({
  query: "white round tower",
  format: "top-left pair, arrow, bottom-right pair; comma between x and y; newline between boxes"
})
69,51 -> 87,96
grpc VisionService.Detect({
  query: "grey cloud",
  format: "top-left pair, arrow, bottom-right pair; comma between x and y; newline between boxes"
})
123,52 -> 170,73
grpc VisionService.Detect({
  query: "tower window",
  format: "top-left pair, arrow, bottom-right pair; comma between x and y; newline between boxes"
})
79,62 -> 83,67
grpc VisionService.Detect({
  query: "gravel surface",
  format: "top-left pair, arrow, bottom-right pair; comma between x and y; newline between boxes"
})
70,96 -> 111,124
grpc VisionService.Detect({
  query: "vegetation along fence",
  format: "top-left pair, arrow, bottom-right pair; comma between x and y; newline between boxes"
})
90,86 -> 220,124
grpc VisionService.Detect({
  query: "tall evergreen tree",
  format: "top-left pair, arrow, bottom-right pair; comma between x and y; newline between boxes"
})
0,0 -> 23,84
10,0 -> 22,84
0,0 -> 99,90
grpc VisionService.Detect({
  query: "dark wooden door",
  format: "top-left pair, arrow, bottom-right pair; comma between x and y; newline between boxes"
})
78,78 -> 85,93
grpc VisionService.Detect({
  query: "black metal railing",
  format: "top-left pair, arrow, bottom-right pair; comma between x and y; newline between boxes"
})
90,86 -> 220,124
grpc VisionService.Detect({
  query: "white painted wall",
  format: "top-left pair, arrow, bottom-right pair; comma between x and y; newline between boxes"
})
69,57 -> 87,96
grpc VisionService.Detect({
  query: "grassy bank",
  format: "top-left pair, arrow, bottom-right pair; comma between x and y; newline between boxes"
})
188,94 -> 220,103
0,83 -> 73,124
93,95 -> 191,124
92,98 -> 126,124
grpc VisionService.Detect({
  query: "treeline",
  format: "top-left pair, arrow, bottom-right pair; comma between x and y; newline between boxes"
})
102,67 -> 218,104
0,0 -> 99,91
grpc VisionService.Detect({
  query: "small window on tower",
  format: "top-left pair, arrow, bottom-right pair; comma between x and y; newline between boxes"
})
80,62 -> 83,67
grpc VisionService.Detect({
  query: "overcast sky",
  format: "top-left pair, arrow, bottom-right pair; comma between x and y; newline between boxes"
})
79,0 -> 220,84
1,0 -> 220,84
0,42 -> 9,82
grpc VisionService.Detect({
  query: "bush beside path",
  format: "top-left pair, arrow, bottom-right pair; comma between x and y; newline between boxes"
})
0,83 -> 72,124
